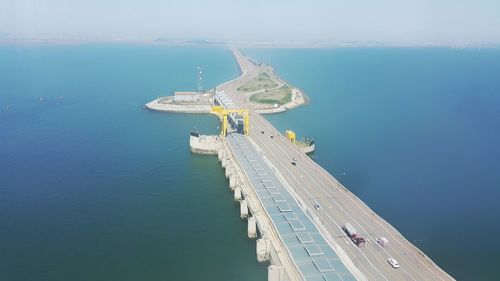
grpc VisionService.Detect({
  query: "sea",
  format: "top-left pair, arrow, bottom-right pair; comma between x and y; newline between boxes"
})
1,44 -> 499,281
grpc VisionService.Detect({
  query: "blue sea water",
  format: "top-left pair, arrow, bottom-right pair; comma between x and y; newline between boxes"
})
244,47 -> 500,280
0,45 -> 266,281
1,45 -> 499,281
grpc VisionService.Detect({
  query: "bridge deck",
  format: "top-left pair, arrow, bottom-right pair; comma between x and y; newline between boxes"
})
227,133 -> 356,281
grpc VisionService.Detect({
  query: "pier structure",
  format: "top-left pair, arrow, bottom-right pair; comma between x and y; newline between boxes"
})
189,129 -> 221,155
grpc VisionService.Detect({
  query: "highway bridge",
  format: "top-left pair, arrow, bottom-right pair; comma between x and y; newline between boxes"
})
212,48 -> 454,281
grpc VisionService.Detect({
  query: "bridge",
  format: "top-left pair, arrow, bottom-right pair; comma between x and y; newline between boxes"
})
209,48 -> 455,281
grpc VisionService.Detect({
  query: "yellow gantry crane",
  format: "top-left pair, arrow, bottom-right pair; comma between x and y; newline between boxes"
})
285,129 -> 296,144
211,106 -> 250,138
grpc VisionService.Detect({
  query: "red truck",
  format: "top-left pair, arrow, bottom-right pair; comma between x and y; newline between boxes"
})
342,223 -> 366,247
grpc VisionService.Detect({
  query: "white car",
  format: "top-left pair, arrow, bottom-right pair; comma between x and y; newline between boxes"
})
388,258 -> 400,269
377,236 -> 389,247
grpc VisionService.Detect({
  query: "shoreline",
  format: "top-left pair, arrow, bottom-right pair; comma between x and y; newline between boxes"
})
236,48 -> 308,113
255,87 -> 310,114
2,38 -> 498,49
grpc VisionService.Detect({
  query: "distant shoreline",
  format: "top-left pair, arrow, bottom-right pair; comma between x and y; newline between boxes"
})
1,38 -> 499,49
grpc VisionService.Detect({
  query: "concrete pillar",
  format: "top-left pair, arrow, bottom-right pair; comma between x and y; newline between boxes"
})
256,239 -> 270,263
229,176 -> 238,190
225,165 -> 233,178
234,187 -> 242,202
248,216 -> 257,239
240,199 -> 249,219
247,198 -> 257,214
255,215 -> 267,235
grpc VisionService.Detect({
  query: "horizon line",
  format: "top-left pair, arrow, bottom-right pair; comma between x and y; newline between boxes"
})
1,37 -> 499,49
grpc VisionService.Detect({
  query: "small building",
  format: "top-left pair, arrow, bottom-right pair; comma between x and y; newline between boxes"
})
173,91 -> 199,102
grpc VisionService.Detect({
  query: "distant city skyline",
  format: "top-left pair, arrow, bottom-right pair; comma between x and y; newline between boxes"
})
1,0 -> 500,46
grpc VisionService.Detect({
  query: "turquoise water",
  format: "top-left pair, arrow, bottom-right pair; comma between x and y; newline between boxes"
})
2,45 -> 499,281
0,45 -> 266,281
244,47 -> 500,280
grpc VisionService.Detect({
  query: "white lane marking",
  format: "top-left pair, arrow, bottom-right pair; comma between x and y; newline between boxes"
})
374,241 -> 418,281
303,177 -> 418,281
308,153 -> 446,280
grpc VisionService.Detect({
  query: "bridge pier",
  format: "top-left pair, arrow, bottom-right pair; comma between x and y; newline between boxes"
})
240,199 -> 249,219
229,175 -> 238,190
225,165 -> 233,178
234,187 -> 242,202
248,216 -> 257,238
256,238 -> 271,263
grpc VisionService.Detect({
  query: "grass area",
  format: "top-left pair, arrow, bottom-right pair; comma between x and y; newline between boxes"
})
237,71 -> 278,92
295,140 -> 309,148
249,86 -> 292,105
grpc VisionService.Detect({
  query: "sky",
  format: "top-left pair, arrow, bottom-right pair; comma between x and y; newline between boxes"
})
1,0 -> 500,45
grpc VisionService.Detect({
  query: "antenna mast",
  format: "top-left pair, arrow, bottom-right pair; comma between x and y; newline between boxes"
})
197,66 -> 203,94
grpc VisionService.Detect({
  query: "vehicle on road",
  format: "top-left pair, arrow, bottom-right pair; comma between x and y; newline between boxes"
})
342,223 -> 366,247
377,236 -> 389,247
388,258 -> 400,269
291,161 -> 296,166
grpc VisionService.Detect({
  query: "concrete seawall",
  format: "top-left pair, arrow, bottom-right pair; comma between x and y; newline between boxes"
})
189,134 -> 221,155
145,98 -> 211,114
299,144 -> 315,154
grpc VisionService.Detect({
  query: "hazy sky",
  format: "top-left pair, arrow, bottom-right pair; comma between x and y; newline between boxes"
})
1,0 -> 500,45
